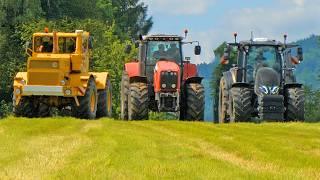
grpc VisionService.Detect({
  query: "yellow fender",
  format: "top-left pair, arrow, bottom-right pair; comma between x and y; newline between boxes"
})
91,72 -> 109,90
14,72 -> 27,87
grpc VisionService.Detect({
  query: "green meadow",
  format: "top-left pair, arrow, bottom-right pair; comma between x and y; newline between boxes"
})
0,117 -> 319,179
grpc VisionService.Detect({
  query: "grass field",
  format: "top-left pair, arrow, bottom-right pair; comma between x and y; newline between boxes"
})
0,117 -> 319,179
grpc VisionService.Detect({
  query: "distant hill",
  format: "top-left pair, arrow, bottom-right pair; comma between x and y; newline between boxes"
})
295,35 -> 320,89
198,35 -> 320,121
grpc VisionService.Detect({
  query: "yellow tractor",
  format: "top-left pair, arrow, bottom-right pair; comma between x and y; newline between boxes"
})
13,29 -> 112,119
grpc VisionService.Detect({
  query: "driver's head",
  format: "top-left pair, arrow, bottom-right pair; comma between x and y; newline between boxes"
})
256,51 -> 265,61
170,43 -> 177,49
158,44 -> 165,51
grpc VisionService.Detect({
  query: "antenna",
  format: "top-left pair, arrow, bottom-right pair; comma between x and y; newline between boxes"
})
250,31 -> 254,42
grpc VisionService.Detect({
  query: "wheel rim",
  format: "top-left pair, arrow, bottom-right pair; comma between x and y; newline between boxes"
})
90,91 -> 96,113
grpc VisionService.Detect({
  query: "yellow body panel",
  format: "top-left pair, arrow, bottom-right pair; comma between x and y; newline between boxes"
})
13,30 -> 109,106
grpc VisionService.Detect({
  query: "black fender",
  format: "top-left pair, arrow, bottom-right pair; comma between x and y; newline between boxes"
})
284,83 -> 303,89
231,82 -> 251,88
129,76 -> 147,84
185,76 -> 203,84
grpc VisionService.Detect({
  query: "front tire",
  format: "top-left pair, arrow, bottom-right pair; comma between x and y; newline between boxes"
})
230,87 -> 252,122
128,82 -> 149,120
285,87 -> 305,121
72,78 -> 98,120
184,83 -> 205,121
13,96 -> 37,118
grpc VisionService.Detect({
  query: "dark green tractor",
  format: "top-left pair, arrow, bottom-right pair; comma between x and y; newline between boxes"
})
218,34 -> 304,123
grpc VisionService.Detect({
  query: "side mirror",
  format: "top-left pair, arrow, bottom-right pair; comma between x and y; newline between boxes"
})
220,47 -> 230,65
194,45 -> 201,55
88,36 -> 93,49
125,44 -> 132,54
297,47 -> 303,61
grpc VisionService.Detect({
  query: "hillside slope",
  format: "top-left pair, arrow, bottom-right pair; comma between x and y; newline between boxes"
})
0,117 -> 319,179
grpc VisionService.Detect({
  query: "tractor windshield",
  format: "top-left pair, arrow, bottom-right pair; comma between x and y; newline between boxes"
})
246,46 -> 281,83
146,41 -> 182,65
58,37 -> 76,53
34,36 -> 53,53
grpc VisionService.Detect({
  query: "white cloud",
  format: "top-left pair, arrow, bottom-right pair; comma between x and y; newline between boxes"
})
197,0 -> 320,63
141,0 -> 215,15
142,0 -> 320,64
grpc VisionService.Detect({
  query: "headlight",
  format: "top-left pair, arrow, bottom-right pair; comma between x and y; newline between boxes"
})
65,89 -> 72,95
52,62 -> 58,68
20,79 -> 26,85
61,80 -> 66,86
259,86 -> 280,95
270,86 -> 280,95
15,88 -> 21,95
162,84 -> 167,88
171,84 -> 176,89
259,86 -> 269,95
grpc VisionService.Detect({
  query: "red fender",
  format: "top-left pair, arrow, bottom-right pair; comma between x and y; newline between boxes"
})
183,62 -> 198,81
124,62 -> 140,78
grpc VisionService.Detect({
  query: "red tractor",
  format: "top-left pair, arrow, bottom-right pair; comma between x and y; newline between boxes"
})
121,33 -> 204,121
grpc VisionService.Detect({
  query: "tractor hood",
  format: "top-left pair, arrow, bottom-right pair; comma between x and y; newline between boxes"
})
255,67 -> 280,96
154,60 -> 181,93
154,60 -> 180,72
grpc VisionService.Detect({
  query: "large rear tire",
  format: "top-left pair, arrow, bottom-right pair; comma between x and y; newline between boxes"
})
96,79 -> 112,118
218,77 -> 229,123
13,96 -> 37,118
128,82 -> 149,120
72,78 -> 97,120
185,83 -> 205,121
230,87 -> 252,122
120,71 -> 129,120
285,87 -> 305,121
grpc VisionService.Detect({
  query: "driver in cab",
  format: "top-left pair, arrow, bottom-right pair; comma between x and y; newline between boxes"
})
153,44 -> 167,60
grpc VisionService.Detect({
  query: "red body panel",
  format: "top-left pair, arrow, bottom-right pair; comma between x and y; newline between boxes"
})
154,61 -> 180,93
183,62 -> 198,81
125,62 -> 140,77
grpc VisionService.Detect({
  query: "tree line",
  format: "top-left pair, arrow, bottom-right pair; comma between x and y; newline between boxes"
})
0,0 -> 153,117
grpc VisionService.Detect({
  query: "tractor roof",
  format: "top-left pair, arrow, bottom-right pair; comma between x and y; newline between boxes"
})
144,34 -> 183,41
228,38 -> 299,48
33,30 -> 89,37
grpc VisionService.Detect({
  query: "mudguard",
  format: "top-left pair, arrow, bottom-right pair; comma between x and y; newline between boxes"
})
284,83 -> 303,89
125,62 -> 140,78
185,76 -> 203,84
232,82 -> 251,88
91,72 -> 109,90
222,71 -> 234,90
129,76 -> 147,84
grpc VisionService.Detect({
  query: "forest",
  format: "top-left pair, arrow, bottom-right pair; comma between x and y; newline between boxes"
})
0,0 -> 153,117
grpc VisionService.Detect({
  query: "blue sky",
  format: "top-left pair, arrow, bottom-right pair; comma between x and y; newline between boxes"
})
141,0 -> 320,63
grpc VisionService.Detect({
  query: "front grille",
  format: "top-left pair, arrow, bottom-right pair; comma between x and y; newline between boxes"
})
29,60 -> 59,69
160,71 -> 178,90
28,72 -> 61,85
